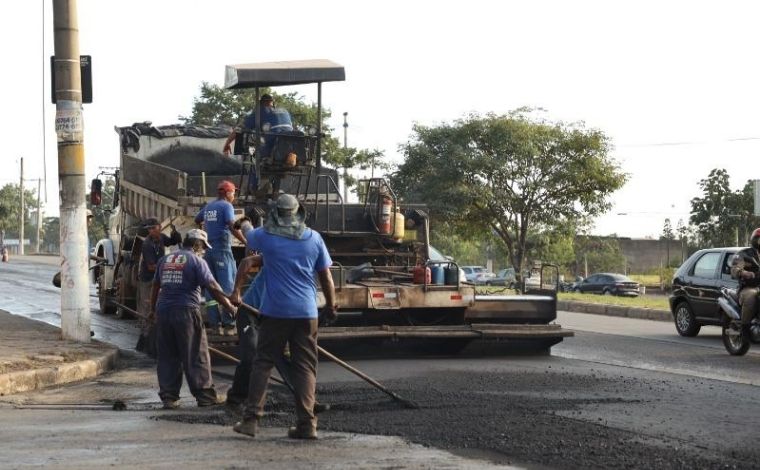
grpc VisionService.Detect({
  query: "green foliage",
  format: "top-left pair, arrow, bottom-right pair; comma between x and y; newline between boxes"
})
41,216 -> 59,252
527,220 -> 578,269
429,224 -> 495,266
573,235 -> 625,275
0,183 -> 39,238
689,168 -> 760,247
393,109 -> 627,276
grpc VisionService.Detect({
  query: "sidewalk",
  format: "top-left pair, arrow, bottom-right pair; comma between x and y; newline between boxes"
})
0,309 -> 118,396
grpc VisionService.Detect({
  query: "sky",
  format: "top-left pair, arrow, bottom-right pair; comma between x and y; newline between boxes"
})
1,0 -> 758,239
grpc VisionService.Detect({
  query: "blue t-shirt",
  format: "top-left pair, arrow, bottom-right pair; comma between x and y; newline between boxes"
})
194,199 -> 235,251
155,249 -> 216,310
246,227 -> 331,319
243,107 -> 294,133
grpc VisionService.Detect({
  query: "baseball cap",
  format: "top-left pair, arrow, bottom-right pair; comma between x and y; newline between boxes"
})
260,93 -> 273,102
86,209 -> 93,218
217,180 -> 236,193
186,228 -> 212,249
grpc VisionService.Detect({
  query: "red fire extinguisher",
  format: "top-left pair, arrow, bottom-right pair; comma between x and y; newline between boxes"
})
378,195 -> 392,234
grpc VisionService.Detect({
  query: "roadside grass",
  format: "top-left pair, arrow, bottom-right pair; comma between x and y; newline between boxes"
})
558,292 -> 669,310
475,285 -> 670,310
627,274 -> 663,286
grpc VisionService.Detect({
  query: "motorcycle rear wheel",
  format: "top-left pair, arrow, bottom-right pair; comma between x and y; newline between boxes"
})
722,323 -> 750,356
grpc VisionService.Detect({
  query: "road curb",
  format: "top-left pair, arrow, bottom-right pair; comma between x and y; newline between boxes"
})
0,349 -> 119,396
558,300 -> 672,323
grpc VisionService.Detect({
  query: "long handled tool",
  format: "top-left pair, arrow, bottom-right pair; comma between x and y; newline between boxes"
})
238,302 -> 419,410
114,300 -> 290,390
207,346 -> 290,389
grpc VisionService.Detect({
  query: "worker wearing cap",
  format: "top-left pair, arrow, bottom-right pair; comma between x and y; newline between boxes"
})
150,228 -> 237,409
137,218 -> 182,321
194,180 -> 246,336
233,193 -> 337,440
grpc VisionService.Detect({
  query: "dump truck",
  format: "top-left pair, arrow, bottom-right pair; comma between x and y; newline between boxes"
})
91,59 -> 572,353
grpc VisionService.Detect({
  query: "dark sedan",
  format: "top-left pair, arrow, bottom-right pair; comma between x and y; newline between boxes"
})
573,273 -> 641,296
669,247 -> 740,337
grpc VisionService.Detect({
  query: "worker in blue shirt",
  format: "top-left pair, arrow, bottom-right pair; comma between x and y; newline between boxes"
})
150,229 -> 237,409
222,94 -> 294,197
232,193 -> 337,440
222,93 -> 294,156
194,180 -> 246,336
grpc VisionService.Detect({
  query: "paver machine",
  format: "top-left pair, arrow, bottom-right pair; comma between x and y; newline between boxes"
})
93,59 -> 572,353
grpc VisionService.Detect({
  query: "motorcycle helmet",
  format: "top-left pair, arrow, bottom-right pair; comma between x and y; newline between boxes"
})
751,227 -> 760,249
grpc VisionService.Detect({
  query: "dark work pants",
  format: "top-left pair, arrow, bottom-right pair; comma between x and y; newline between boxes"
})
244,317 -> 318,429
227,312 -> 304,405
156,305 -> 217,405
227,311 -> 258,405
740,287 -> 760,325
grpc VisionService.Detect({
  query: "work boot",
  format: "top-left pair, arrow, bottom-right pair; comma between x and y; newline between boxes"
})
216,325 -> 225,336
233,419 -> 258,437
287,424 -> 318,440
162,399 -> 180,410
197,395 -> 225,407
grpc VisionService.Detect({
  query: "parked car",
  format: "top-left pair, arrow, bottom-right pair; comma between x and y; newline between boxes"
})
461,266 -> 496,285
486,268 -> 516,287
523,271 -> 542,291
573,273 -> 641,296
669,247 -> 739,337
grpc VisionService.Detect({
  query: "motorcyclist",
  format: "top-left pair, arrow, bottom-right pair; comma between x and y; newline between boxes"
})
730,227 -> 760,333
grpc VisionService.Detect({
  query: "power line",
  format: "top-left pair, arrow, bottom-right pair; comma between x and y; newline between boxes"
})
618,136 -> 760,148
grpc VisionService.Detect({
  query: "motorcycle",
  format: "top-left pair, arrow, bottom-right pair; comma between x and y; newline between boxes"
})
718,286 -> 760,356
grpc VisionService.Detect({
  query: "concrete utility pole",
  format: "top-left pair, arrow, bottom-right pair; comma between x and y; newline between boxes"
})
342,112 -> 348,203
19,158 -> 24,255
53,0 -> 90,342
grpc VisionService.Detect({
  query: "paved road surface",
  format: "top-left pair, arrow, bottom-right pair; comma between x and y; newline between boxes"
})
2,256 -> 760,468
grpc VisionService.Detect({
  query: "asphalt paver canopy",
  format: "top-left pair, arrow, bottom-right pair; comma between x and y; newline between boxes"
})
224,59 -> 346,88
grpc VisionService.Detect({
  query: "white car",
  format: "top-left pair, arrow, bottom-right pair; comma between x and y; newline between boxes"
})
461,266 -> 496,285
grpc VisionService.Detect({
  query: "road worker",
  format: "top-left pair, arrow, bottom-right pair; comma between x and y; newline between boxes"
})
150,229 -> 237,409
194,180 -> 246,336
233,193 -> 337,440
137,217 -> 181,320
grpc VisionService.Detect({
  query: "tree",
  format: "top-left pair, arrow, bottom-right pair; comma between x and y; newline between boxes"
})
0,183 -> 39,239
688,169 -> 760,247
676,218 -> 687,264
661,218 -> 674,268
179,82 -> 385,192
573,235 -> 625,276
41,216 -> 60,253
392,109 -> 627,278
